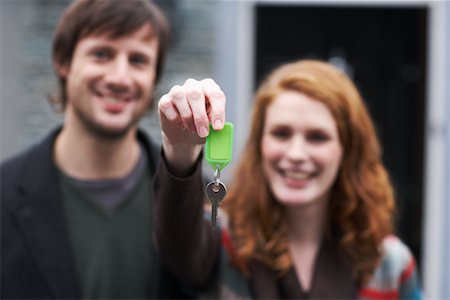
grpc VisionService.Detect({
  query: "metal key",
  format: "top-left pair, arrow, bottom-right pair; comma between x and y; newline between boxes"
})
205,181 -> 227,230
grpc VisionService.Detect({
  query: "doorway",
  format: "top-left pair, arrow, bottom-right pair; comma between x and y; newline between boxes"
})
255,4 -> 428,267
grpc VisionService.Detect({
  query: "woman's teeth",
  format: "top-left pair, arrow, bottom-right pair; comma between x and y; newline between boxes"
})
284,171 -> 310,180
105,97 -> 122,104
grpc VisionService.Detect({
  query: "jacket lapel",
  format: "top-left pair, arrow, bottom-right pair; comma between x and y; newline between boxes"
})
252,239 -> 357,299
308,239 -> 357,299
12,128 -> 80,299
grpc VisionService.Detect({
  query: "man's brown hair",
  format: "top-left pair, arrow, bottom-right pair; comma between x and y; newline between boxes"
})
52,0 -> 170,110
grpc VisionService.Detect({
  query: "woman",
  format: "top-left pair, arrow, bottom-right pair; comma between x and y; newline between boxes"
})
155,60 -> 422,299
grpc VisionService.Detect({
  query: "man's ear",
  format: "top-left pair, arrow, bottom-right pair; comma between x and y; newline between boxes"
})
54,60 -> 69,78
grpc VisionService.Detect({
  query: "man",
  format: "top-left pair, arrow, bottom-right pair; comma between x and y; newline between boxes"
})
0,1 -> 187,298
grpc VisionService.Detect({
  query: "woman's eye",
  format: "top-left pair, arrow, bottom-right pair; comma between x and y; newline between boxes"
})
271,129 -> 291,140
307,132 -> 330,142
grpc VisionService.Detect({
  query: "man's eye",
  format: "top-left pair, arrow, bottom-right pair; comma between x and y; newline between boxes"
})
92,49 -> 111,60
130,55 -> 148,66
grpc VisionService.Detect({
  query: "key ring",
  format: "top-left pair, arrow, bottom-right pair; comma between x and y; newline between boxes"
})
213,166 -> 221,192
214,166 -> 221,183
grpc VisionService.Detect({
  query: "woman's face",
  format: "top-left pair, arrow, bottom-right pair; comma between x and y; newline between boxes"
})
261,91 -> 343,207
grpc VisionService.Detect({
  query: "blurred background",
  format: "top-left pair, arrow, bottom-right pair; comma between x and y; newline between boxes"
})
0,0 -> 448,298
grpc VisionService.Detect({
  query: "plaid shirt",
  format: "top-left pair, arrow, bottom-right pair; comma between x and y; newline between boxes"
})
212,231 -> 422,300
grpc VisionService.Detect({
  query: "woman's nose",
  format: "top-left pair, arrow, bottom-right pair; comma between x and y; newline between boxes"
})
286,135 -> 308,162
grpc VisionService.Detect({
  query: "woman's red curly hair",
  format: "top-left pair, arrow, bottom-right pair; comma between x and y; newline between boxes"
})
224,60 -> 395,286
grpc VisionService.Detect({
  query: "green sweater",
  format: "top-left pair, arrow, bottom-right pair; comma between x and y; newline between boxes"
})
59,167 -> 153,299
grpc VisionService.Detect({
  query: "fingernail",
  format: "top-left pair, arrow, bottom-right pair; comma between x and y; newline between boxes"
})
199,126 -> 209,138
214,119 -> 223,129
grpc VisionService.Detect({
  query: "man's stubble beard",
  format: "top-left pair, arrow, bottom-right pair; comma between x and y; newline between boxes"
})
73,102 -> 150,141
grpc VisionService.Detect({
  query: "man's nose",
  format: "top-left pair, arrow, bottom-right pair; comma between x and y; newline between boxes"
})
286,135 -> 308,162
105,55 -> 133,92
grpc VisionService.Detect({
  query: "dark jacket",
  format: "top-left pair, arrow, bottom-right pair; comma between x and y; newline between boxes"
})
154,155 -> 422,300
0,127 -> 185,299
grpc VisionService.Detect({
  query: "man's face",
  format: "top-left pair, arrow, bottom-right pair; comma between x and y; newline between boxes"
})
59,24 -> 158,139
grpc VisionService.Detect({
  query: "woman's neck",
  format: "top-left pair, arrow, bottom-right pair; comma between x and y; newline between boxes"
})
285,196 -> 329,243
285,196 -> 329,292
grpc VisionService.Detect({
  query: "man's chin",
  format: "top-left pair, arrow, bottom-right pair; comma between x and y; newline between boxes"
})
74,109 -> 140,140
83,120 -> 137,141
93,126 -> 132,140
90,124 -> 136,140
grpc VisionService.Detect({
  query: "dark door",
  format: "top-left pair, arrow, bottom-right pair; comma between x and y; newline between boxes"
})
255,4 -> 427,268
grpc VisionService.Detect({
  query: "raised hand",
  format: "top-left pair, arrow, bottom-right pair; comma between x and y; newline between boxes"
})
158,78 -> 226,175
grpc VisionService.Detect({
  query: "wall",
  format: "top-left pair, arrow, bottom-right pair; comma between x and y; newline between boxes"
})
0,0 -> 217,161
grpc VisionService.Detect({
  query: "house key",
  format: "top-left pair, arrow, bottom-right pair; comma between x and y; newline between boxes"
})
205,170 -> 227,230
205,122 -> 233,230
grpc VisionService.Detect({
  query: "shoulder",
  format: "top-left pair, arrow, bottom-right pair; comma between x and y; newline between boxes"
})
1,149 -> 28,177
1,146 -> 36,212
1,146 -> 36,189
379,235 -> 416,278
1,128 -> 59,207
359,235 -> 422,299
1,128 -> 58,177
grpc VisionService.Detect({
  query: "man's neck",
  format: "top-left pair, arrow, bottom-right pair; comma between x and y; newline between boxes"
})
54,124 -> 141,180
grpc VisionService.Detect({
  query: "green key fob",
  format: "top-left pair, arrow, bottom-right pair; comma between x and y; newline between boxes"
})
205,122 -> 234,171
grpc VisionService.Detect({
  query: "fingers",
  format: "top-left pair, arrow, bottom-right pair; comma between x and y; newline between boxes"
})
158,93 -> 184,129
158,78 -> 226,138
184,79 -> 210,137
200,78 -> 226,131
